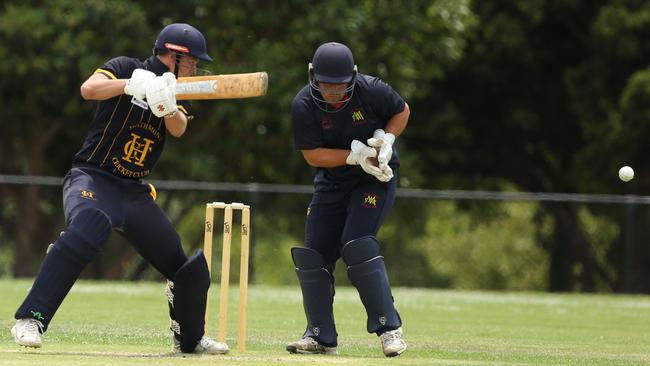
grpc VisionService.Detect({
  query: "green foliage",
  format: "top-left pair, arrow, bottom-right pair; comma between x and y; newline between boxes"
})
5,0 -> 650,292
107,191 -> 550,290
578,206 -> 619,290
152,0 -> 476,185
0,0 -> 151,175
417,201 -> 548,290
618,68 -> 650,167
249,217 -> 298,286
402,0 -> 650,291
0,246 -> 12,278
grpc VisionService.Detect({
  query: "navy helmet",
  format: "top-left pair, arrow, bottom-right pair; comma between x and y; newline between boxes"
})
311,42 -> 356,83
309,42 -> 358,113
154,23 -> 212,62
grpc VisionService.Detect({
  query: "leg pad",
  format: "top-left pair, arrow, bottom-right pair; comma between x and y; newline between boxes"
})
341,235 -> 380,266
171,250 -> 210,353
291,247 -> 337,347
342,236 -> 401,333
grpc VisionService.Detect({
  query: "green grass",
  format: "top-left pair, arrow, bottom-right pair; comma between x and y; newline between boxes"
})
1,279 -> 649,365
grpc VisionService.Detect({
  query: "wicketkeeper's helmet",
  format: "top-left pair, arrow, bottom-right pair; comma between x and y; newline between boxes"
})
154,23 -> 213,62
309,42 -> 358,113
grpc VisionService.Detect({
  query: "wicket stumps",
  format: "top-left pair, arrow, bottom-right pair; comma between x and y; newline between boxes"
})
204,202 -> 251,352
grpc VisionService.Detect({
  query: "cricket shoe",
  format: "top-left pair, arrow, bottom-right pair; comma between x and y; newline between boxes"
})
172,335 -> 229,354
380,327 -> 407,357
11,318 -> 44,348
286,336 -> 338,355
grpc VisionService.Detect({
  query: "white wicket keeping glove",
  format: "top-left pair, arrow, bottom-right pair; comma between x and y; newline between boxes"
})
146,72 -> 178,118
367,129 -> 395,171
124,69 -> 156,100
375,164 -> 394,182
346,140 -> 386,179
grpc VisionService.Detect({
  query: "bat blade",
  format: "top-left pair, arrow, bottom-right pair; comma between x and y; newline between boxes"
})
175,72 -> 268,100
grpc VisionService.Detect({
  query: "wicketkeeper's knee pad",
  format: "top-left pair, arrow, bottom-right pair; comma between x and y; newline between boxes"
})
56,208 -> 112,265
291,247 -> 337,346
170,250 -> 210,353
341,236 -> 401,333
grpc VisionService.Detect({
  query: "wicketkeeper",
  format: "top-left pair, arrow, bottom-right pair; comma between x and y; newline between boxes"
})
11,23 -> 228,355
287,42 -> 410,357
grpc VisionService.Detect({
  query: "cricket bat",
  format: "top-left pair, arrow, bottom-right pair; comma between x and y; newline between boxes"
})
175,72 -> 268,100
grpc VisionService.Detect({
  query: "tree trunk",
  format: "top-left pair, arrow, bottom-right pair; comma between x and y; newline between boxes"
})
8,117 -> 62,277
545,202 -> 599,292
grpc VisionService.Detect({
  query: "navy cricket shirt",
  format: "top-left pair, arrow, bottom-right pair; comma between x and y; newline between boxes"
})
291,74 -> 405,185
73,56 -> 192,179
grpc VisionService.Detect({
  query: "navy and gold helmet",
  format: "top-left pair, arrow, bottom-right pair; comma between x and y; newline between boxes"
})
154,23 -> 212,62
309,42 -> 358,113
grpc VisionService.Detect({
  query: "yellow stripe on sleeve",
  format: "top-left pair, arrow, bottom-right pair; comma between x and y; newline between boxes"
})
95,68 -> 117,80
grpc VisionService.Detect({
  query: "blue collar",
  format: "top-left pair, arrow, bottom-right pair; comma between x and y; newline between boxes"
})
143,56 -> 170,76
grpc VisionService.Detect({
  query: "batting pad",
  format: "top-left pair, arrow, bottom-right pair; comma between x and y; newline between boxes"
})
172,250 -> 210,353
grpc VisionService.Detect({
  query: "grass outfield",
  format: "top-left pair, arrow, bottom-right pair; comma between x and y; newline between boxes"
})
1,279 -> 649,365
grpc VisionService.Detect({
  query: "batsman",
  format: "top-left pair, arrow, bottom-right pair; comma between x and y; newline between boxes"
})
287,42 -> 410,357
11,23 -> 228,354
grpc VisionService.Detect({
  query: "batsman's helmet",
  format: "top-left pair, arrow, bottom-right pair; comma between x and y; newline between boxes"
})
154,23 -> 213,62
309,42 -> 358,113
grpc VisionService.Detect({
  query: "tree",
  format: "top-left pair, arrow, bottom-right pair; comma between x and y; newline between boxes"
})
0,0 -> 151,275
1,0 -> 475,281
405,0 -> 650,291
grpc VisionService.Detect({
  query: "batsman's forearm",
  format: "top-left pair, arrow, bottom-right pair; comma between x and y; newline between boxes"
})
80,75 -> 128,100
164,112 -> 188,138
384,102 -> 410,138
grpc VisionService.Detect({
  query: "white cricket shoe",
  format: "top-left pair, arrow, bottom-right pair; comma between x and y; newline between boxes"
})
380,327 -> 407,357
172,335 -> 229,354
11,318 -> 44,348
286,336 -> 338,355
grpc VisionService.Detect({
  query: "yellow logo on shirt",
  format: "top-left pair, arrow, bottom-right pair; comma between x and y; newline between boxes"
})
352,110 -> 364,123
123,133 -> 154,167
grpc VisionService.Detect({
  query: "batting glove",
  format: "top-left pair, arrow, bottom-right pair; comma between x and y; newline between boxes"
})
367,129 -> 395,171
146,73 -> 178,118
124,69 -> 156,100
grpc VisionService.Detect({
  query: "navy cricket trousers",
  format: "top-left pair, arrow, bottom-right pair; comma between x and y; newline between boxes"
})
61,165 -> 188,278
303,175 -> 397,272
15,165 -> 187,329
